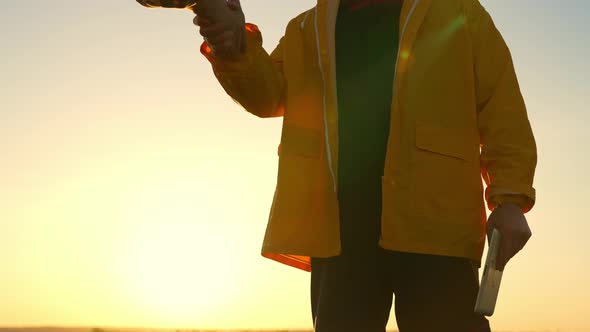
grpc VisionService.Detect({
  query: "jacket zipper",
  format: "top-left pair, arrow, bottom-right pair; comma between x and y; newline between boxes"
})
314,0 -> 421,193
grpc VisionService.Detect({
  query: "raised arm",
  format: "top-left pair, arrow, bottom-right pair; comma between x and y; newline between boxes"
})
201,25 -> 285,118
194,1 -> 285,118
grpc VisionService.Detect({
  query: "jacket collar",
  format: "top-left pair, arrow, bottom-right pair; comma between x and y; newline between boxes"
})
397,0 -> 431,74
314,0 -> 432,56
313,0 -> 433,91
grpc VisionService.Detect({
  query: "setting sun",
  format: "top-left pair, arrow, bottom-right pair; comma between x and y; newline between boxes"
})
120,218 -> 232,324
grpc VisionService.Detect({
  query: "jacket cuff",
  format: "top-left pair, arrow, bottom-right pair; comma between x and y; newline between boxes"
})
199,23 -> 262,74
485,184 -> 535,213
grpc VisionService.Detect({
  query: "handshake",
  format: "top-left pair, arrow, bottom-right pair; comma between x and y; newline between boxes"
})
193,0 -> 247,59
136,0 -> 247,59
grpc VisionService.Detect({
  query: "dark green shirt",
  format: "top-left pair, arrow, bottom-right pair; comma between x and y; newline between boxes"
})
336,1 -> 402,213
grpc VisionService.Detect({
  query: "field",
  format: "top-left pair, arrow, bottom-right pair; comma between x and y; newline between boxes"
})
0,328 -> 587,332
0,329 -> 317,332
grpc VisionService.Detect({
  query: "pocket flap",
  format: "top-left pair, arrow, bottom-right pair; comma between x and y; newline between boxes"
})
415,123 -> 475,162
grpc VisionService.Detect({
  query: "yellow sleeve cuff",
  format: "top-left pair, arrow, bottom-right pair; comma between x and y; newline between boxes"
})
489,194 -> 531,213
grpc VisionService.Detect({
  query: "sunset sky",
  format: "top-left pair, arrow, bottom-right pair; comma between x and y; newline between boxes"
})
1,0 -> 589,331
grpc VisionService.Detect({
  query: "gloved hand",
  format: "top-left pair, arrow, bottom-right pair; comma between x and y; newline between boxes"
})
486,202 -> 532,271
193,0 -> 246,59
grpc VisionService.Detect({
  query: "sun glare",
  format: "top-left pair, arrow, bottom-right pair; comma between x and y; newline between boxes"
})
114,183 -> 234,325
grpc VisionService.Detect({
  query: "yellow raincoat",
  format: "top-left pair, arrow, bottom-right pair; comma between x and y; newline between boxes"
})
200,0 -> 537,271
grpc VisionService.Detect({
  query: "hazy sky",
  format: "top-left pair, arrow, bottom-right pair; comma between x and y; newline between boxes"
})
1,0 -> 589,331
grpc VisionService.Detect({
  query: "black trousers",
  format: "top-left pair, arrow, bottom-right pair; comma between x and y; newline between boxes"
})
310,195 -> 491,332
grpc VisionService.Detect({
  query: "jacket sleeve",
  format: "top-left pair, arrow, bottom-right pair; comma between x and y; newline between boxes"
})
465,1 -> 537,213
200,23 -> 285,118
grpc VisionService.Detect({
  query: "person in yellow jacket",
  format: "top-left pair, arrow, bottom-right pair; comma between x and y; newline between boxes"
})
194,0 -> 536,331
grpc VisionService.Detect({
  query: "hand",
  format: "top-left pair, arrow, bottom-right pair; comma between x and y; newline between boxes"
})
193,0 -> 246,58
486,202 -> 532,271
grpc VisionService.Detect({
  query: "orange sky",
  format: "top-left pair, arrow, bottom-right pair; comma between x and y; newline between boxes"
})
1,0 -> 589,331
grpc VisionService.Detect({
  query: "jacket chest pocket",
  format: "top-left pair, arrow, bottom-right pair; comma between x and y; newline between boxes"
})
410,123 -> 482,216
